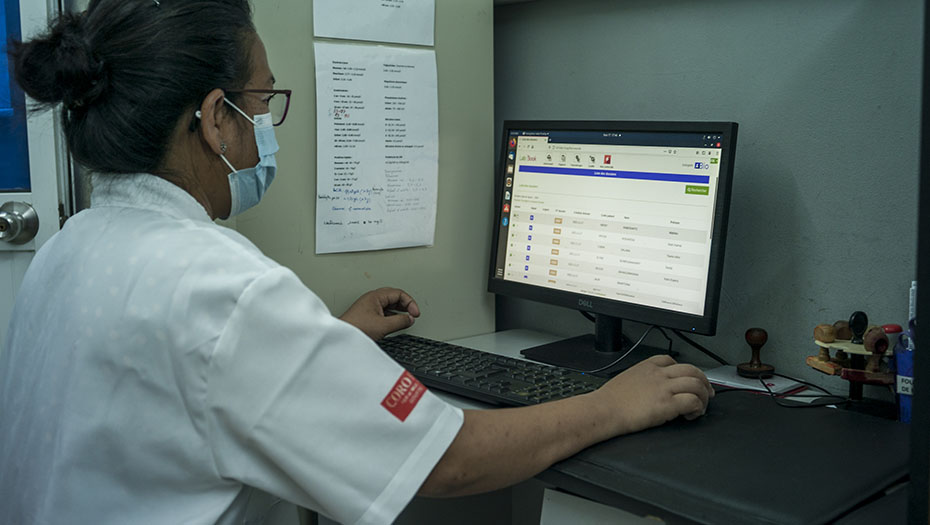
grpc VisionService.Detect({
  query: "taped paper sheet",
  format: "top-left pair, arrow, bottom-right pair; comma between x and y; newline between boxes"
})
313,0 -> 435,46
315,42 -> 438,254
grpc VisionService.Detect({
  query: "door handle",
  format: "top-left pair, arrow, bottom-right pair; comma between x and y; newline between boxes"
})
0,201 -> 39,245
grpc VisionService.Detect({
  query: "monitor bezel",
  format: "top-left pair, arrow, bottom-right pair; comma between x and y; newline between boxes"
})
487,120 -> 738,336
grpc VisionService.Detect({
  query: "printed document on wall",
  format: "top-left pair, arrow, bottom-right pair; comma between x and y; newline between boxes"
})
313,0 -> 435,46
315,42 -> 438,254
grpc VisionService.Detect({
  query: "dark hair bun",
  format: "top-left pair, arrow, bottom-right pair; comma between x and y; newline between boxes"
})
8,0 -> 254,175
12,12 -> 108,109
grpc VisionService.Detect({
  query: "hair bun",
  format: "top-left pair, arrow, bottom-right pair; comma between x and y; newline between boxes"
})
12,12 -> 108,109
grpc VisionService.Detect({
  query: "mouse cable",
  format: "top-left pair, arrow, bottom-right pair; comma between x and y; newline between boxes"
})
578,312 -> 679,356
672,329 -> 729,366
578,312 -> 677,358
580,324 -> 661,375
715,386 -> 847,409
770,372 -> 839,396
715,383 -> 848,408
714,372 -> 848,408
575,318 -> 840,408
757,375 -> 849,408
652,326 -> 675,353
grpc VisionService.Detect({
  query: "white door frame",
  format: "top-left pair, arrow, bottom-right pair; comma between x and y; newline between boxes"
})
0,0 -> 64,253
0,0 -> 63,350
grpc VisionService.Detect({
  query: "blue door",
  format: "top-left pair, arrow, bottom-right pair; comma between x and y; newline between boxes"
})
0,0 -> 29,192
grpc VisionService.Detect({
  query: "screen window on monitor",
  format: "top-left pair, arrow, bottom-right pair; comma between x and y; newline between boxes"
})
495,130 -> 722,316
489,121 -> 737,371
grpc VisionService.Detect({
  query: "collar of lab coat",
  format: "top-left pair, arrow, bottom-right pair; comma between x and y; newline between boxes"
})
90,173 -> 213,223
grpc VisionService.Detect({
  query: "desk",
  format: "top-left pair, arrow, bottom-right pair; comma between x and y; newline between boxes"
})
436,330 -> 911,525
318,329 -> 910,524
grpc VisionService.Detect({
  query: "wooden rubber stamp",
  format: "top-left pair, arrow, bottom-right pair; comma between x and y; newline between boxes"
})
738,327 -> 775,379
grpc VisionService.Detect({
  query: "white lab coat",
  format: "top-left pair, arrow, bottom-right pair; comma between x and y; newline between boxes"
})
0,173 -> 463,525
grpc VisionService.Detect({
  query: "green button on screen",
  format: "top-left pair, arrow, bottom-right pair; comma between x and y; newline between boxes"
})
685,185 -> 709,196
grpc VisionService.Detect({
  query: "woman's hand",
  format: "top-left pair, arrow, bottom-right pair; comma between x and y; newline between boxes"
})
339,287 -> 421,341
590,354 -> 715,435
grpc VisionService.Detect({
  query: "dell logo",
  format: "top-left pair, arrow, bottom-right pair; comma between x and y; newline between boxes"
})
578,299 -> 594,309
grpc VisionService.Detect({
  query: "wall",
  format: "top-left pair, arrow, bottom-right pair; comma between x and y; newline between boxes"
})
494,0 -> 922,389
241,0 -> 496,341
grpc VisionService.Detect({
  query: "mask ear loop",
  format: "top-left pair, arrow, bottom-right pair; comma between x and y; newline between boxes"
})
219,98 -> 261,173
219,152 -> 237,173
223,97 -> 257,125
190,107 -> 241,173
191,96 -> 256,130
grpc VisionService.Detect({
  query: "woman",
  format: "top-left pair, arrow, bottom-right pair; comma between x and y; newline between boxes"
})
0,1 -> 714,523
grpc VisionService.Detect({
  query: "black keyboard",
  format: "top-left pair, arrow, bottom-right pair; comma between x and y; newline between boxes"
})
378,334 -> 607,406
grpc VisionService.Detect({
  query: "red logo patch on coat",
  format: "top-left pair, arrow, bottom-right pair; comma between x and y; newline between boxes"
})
381,371 -> 426,422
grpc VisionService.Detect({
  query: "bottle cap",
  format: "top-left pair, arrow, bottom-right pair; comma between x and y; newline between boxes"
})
883,324 -> 903,334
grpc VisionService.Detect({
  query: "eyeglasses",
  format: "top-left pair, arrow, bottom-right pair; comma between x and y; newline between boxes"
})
225,89 -> 292,127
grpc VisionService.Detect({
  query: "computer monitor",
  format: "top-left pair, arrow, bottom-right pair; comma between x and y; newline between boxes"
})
488,120 -> 738,371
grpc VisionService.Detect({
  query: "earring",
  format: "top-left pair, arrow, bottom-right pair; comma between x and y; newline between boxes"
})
220,142 -> 228,154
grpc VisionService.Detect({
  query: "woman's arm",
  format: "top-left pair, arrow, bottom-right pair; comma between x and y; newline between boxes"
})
418,354 -> 713,497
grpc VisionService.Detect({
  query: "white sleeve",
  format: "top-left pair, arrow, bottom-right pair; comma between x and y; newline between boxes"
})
204,267 -> 464,525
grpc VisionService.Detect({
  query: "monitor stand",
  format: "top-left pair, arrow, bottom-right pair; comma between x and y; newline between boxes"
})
520,315 -> 676,375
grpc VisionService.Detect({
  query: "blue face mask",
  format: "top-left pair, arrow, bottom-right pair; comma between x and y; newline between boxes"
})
219,97 -> 279,217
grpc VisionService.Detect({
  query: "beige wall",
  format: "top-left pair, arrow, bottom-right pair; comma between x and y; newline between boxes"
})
240,0 -> 496,340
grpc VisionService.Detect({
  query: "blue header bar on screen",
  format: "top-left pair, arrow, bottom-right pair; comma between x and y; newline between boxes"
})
518,165 -> 710,184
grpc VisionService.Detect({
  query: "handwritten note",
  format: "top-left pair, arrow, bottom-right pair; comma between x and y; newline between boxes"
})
313,0 -> 435,46
315,42 -> 438,254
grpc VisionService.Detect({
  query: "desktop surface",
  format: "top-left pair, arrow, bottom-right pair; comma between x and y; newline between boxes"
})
542,391 -> 909,524
436,330 -> 910,524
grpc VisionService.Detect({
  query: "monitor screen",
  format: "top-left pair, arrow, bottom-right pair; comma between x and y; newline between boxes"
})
488,121 -> 738,370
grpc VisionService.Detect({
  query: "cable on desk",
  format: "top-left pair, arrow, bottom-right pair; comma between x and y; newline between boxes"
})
578,312 -> 675,361
654,326 -> 674,354
581,324 -> 661,374
672,329 -> 729,366
574,313 -> 845,408
758,375 -> 848,408
715,372 -> 848,409
771,372 -> 837,396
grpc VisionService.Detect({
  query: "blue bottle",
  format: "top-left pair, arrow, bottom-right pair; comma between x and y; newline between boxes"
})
894,320 -> 915,423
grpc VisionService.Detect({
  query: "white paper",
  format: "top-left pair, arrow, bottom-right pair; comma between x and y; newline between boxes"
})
315,42 -> 438,254
704,366 -> 803,395
313,0 -> 435,47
